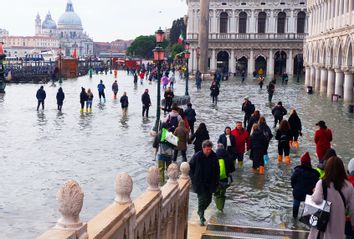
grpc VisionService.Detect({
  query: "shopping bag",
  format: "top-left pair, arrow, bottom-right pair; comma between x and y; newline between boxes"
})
165,131 -> 179,146
299,194 -> 331,232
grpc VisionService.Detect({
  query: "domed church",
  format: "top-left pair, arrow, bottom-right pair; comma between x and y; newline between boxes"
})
35,0 -> 93,57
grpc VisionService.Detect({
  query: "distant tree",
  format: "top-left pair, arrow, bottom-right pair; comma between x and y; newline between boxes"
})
170,18 -> 186,45
170,43 -> 185,60
127,35 -> 155,59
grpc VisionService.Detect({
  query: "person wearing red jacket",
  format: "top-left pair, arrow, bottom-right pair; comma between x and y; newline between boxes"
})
314,121 -> 333,161
231,121 -> 250,168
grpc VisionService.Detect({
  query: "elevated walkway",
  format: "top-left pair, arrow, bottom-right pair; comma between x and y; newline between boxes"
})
195,223 -> 309,239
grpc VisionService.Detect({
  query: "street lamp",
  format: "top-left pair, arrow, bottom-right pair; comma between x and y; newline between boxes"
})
152,28 -> 165,133
58,46 -> 62,83
184,41 -> 190,96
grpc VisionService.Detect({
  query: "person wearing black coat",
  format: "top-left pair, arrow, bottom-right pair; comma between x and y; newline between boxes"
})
80,87 -> 88,113
246,110 -> 260,134
288,109 -> 302,149
217,127 -> 236,160
250,124 -> 267,174
120,92 -> 129,116
141,89 -> 151,117
190,123 -> 210,153
36,86 -> 46,111
210,81 -> 220,105
272,101 -> 287,128
189,140 -> 220,226
275,120 -> 292,164
214,145 -> 235,211
291,152 -> 320,218
242,97 -> 255,128
56,87 -> 65,111
185,103 -> 197,134
259,116 -> 273,161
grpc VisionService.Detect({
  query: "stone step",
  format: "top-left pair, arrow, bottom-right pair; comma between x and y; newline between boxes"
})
201,223 -> 309,239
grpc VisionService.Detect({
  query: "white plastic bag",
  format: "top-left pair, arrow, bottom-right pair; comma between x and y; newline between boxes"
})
165,131 -> 179,146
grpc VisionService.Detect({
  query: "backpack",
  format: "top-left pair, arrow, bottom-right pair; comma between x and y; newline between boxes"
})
167,115 -> 179,132
249,104 -> 255,114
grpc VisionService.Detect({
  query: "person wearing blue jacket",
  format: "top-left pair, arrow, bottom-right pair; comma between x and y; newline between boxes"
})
56,87 -> 65,111
97,80 -> 106,103
36,86 -> 46,111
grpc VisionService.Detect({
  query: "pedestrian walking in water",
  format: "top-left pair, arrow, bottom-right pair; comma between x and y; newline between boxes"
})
86,88 -> 93,112
97,80 -> 106,103
267,79 -> 276,102
247,110 -> 260,134
242,97 -> 255,128
80,87 -> 88,113
139,71 -> 145,85
214,144 -> 235,212
272,101 -> 287,128
189,140 -> 220,226
288,109 -> 302,149
196,70 -> 202,89
163,103 -> 182,132
241,70 -> 246,83
314,120 -> 333,162
56,87 -> 65,111
308,156 -> 354,239
250,124 -> 267,174
258,116 -> 273,164
141,89 -> 151,118
112,80 -> 118,99
275,120 -> 292,164
210,80 -> 220,105
161,73 -> 169,90
291,151 -> 320,219
185,103 -> 196,134
36,86 -> 46,111
282,72 -> 288,85
153,123 -> 174,184
133,72 -> 138,84
217,127 -> 236,161
164,87 -> 174,115
231,121 -> 250,168
258,75 -> 265,89
190,123 -> 210,153
173,120 -> 189,162
169,73 -> 175,89
120,92 -> 129,116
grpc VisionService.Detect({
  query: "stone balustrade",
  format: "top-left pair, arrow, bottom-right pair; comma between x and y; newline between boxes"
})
187,32 -> 307,41
37,162 -> 191,239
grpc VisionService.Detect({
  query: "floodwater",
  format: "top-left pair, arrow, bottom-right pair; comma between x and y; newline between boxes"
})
0,71 -> 353,238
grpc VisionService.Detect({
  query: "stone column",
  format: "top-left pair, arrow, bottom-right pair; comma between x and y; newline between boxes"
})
248,49 -> 255,75
335,68 -> 344,96
230,11 -> 236,33
310,66 -> 315,86
343,70 -> 353,102
212,10 -> 218,33
210,49 -> 216,72
320,67 -> 328,93
192,49 -> 197,73
199,0 -> 210,74
327,68 -> 336,97
287,49 -> 294,76
349,0 -> 353,24
305,66 -> 311,87
250,10 -> 256,33
315,66 -> 321,91
267,49 -> 274,77
230,49 -> 235,74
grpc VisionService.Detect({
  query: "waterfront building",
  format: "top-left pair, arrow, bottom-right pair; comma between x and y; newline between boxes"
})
186,0 -> 308,77
303,0 -> 354,103
0,28 -> 9,37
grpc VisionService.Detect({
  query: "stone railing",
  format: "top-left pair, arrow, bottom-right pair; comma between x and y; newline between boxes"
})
37,162 -> 191,239
187,32 -> 307,41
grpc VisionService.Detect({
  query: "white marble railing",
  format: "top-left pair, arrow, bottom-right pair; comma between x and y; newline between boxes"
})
37,162 -> 191,239
187,33 -> 307,41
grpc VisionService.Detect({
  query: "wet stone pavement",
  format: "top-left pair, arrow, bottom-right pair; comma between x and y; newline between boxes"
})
0,71 -> 354,238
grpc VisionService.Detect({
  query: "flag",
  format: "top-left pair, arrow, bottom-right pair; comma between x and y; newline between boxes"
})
177,34 -> 184,44
72,48 -> 77,59
0,42 -> 4,55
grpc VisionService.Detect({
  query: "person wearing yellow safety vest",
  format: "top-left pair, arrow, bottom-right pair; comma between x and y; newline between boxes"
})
214,144 -> 235,212
315,148 -> 337,179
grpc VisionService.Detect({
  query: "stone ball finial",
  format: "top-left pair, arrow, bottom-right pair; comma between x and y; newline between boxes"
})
180,162 -> 190,179
167,163 -> 179,184
147,166 -> 160,191
56,180 -> 84,229
115,173 -> 133,205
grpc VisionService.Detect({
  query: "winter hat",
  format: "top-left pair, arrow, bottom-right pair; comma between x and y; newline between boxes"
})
348,158 -> 354,174
301,151 -> 311,166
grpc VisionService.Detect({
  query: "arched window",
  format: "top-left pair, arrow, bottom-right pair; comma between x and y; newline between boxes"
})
220,12 -> 228,33
258,12 -> 267,33
239,12 -> 247,33
277,12 -> 286,33
297,11 -> 306,33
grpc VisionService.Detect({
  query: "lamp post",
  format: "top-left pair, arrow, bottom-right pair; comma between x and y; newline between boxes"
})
152,28 -> 165,133
58,46 -> 62,83
184,41 -> 190,96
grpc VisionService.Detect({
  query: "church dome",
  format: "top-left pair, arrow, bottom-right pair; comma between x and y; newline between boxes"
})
42,12 -> 57,29
58,0 -> 82,27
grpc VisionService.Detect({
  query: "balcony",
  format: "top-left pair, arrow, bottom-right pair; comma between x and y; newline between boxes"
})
187,33 -> 307,41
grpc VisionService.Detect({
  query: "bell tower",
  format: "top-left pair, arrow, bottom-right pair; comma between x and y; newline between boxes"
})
35,13 -> 41,36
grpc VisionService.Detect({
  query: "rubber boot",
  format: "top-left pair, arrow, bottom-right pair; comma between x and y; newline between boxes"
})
259,166 -> 264,174
238,161 -> 244,168
285,156 -> 291,164
86,108 -> 89,113
289,140 -> 293,148
89,108 -> 92,113
293,141 -> 299,149
278,155 -> 283,163
80,108 -> 83,113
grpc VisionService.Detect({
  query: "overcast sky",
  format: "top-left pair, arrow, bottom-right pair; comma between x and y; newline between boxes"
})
0,0 -> 188,42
